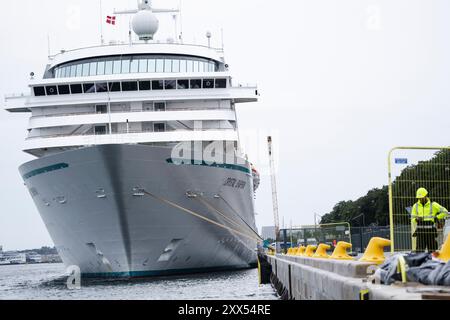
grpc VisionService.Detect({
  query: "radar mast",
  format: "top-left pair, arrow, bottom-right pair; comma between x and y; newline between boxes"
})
114,0 -> 179,41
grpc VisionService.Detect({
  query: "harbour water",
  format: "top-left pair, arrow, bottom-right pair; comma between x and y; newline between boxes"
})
0,264 -> 278,300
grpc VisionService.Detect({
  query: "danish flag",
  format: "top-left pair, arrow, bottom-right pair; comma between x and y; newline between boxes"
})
106,16 -> 116,25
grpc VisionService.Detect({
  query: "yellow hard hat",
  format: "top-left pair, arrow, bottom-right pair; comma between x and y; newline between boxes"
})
416,188 -> 428,199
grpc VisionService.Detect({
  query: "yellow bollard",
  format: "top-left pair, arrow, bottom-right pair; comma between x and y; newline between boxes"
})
330,241 -> 354,260
296,246 -> 306,256
435,235 -> 450,262
304,245 -> 317,257
359,237 -> 391,264
312,244 -> 331,259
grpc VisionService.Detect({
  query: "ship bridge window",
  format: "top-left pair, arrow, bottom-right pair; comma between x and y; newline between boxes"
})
83,83 -> 96,93
109,82 -> 121,92
58,85 -> 70,95
33,86 -> 46,96
177,79 -> 189,90
164,80 -> 176,90
76,64 -> 82,77
139,59 -> 148,73
113,60 -> 122,74
203,79 -> 214,89
215,79 -> 227,89
70,65 -> 77,77
187,60 -> 193,73
139,81 -> 151,91
165,60 -> 173,73
82,63 -> 90,77
156,59 -> 164,73
89,62 -> 97,76
121,59 -> 131,74
130,59 -> 139,73
190,79 -> 202,89
46,86 -> 58,96
122,81 -> 138,91
33,76 -> 230,97
70,84 -> 83,94
95,82 -> 108,93
97,61 -> 106,75
152,80 -> 164,90
173,60 -> 180,73
105,61 -> 113,75
148,59 -> 156,73
180,60 -> 187,73
53,56 -> 219,78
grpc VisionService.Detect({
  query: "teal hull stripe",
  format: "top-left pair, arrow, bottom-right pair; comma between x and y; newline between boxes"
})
23,163 -> 69,180
166,159 -> 251,175
82,264 -> 257,278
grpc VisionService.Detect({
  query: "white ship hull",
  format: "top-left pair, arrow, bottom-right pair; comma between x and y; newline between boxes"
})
19,144 -> 258,277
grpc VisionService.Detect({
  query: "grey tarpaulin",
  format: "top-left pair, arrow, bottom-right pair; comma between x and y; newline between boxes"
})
379,253 -> 450,286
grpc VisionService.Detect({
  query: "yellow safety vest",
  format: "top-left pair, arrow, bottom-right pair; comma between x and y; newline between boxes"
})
411,200 -> 448,223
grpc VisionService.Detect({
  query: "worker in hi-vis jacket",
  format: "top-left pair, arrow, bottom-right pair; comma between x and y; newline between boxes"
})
411,188 -> 449,252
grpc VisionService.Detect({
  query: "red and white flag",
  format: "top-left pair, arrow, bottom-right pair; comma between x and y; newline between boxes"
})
106,16 -> 116,25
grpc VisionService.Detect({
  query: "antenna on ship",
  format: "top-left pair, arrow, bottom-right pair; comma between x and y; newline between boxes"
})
206,31 -> 212,48
114,0 -> 179,42
99,0 -> 105,45
47,34 -> 51,58
179,0 -> 184,43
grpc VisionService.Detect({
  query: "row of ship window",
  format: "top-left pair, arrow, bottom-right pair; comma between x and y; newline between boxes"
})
54,57 -> 217,78
33,78 -> 228,97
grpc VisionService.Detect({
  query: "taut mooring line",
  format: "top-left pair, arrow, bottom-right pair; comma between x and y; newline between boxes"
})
142,190 -> 262,242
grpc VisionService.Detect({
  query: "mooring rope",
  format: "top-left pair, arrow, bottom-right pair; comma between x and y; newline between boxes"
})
195,195 -> 263,241
142,190 -> 262,242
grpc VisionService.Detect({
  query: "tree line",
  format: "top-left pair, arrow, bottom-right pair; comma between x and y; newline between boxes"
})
319,150 -> 450,227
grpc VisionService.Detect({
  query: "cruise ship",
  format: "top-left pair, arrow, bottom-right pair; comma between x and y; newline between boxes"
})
4,1 -> 261,277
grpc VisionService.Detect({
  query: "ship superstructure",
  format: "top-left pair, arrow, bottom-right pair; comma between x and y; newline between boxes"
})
5,1 -> 260,277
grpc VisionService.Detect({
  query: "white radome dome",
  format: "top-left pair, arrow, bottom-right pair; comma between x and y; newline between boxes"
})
132,10 -> 159,40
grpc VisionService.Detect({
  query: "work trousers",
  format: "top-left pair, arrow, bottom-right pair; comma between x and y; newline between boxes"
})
415,225 -> 438,252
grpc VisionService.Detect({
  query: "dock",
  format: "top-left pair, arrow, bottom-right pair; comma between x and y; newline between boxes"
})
265,253 -> 424,300
259,237 -> 450,300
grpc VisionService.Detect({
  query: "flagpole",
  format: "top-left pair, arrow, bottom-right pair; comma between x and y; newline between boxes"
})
100,0 -> 105,45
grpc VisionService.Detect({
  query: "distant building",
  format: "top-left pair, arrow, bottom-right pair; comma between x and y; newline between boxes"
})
26,252 -> 42,264
261,226 -> 276,240
1,252 -> 27,264
41,254 -> 62,264
0,245 -> 3,253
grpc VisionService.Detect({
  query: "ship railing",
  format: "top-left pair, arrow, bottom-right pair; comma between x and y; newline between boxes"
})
31,107 -> 232,119
4,92 -> 29,99
26,128 -> 235,140
50,42 -> 224,59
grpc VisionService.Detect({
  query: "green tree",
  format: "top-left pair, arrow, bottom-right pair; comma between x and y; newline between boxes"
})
320,149 -> 450,226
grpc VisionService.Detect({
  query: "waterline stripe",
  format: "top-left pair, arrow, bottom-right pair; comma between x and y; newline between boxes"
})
82,264 -> 257,278
23,163 -> 69,180
166,159 -> 251,175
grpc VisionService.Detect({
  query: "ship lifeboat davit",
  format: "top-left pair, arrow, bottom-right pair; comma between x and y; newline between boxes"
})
251,164 -> 260,192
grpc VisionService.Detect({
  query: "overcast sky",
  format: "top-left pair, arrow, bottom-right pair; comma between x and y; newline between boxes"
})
1,0 -> 449,250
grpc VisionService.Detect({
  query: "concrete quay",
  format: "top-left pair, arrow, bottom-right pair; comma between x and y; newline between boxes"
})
267,254 -> 424,300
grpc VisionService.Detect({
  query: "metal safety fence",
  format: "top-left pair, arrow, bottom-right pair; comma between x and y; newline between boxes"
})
388,147 -> 450,253
350,226 -> 390,253
277,223 -> 351,253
